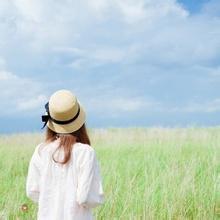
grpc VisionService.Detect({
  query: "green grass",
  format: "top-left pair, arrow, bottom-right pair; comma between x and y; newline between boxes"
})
0,128 -> 219,219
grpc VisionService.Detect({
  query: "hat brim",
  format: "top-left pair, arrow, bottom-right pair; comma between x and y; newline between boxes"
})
46,105 -> 86,133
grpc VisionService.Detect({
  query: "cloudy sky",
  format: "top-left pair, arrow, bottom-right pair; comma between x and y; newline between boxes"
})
0,0 -> 220,133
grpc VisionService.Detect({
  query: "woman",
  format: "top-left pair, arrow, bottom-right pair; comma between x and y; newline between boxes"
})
26,89 -> 105,220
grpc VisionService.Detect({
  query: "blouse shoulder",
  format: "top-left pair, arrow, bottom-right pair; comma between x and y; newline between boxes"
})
74,142 -> 95,154
34,142 -> 47,157
74,143 -> 96,166
31,142 -> 45,168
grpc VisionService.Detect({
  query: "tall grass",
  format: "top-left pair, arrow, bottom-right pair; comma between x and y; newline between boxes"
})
0,128 -> 219,219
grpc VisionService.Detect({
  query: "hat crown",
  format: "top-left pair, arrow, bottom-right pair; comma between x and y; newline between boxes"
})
49,90 -> 79,121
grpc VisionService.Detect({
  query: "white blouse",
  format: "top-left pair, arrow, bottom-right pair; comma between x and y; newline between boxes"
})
26,139 -> 105,220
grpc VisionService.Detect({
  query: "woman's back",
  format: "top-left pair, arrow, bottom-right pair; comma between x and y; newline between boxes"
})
26,139 -> 104,220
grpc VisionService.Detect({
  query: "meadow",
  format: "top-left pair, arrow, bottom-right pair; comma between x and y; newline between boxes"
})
0,127 -> 219,220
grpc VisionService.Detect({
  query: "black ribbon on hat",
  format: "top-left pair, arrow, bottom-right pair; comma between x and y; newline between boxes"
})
41,102 -> 80,129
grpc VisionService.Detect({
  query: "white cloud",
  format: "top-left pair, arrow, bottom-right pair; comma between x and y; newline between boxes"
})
0,0 -> 219,67
0,0 -> 188,50
86,96 -> 160,116
0,70 -> 17,80
86,94 -> 220,117
67,46 -> 130,69
92,48 -> 127,63
109,98 -> 159,112
85,93 -> 220,116
116,0 -> 148,24
87,0 -> 188,23
0,57 -> 6,68
17,94 -> 47,111
46,1 -> 219,69
118,0 -> 188,24
0,68 -> 48,115
175,99 -> 220,113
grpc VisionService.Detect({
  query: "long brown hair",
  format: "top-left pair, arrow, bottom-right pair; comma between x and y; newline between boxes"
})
45,124 -> 91,164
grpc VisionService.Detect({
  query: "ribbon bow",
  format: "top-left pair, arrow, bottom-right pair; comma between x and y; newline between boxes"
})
41,102 -> 50,129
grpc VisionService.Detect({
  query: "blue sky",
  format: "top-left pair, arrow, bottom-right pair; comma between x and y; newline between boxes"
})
0,0 -> 220,133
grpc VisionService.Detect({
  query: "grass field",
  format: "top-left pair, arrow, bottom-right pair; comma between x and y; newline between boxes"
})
0,127 -> 219,220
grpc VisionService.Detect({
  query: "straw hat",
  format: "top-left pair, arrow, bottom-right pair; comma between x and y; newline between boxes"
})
41,90 -> 86,133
